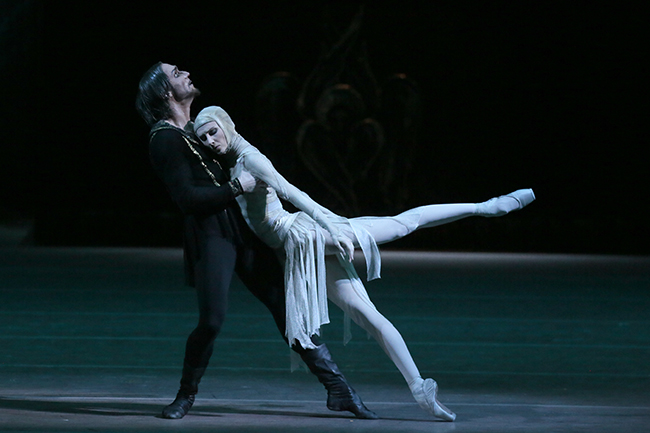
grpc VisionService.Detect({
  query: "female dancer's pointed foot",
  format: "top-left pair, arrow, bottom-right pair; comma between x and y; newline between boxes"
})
475,188 -> 536,217
410,378 -> 456,421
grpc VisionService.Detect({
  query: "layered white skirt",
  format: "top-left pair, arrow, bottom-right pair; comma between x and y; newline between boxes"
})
258,202 -> 422,350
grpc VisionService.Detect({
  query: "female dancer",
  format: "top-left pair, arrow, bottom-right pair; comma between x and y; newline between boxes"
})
194,106 -> 535,421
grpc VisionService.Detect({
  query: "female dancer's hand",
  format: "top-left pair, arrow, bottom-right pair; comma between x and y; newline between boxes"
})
336,234 -> 355,262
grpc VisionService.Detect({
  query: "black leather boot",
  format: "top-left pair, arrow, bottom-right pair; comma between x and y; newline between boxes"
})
161,392 -> 195,419
161,364 -> 206,419
298,343 -> 378,419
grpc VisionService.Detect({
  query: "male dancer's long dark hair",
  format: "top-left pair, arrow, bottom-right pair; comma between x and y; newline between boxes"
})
135,62 -> 172,126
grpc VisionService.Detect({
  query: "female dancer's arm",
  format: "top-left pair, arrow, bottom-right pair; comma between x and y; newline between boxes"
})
241,145 -> 355,260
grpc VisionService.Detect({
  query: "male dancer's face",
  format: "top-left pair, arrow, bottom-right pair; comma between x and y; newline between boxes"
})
161,63 -> 200,102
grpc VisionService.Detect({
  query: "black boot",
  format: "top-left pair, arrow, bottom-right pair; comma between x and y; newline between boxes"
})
161,364 -> 206,419
162,392 -> 195,419
298,343 -> 378,419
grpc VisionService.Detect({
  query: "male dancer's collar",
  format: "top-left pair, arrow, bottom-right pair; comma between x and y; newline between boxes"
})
149,119 -> 200,145
150,119 -> 227,187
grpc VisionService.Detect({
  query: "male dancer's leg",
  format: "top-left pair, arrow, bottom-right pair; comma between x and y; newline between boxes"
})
162,235 -> 237,419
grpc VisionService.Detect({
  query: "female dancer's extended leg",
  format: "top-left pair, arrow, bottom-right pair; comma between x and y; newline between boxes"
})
324,256 -> 456,421
352,189 -> 535,246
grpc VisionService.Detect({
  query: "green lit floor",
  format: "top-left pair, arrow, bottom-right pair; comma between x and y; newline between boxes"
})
1,247 -> 648,432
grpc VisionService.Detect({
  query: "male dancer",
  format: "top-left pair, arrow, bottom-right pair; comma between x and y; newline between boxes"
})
135,62 -> 376,420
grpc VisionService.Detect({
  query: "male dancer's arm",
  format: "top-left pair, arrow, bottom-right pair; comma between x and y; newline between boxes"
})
149,129 -> 236,214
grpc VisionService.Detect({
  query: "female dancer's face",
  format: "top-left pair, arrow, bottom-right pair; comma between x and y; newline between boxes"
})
196,121 -> 228,154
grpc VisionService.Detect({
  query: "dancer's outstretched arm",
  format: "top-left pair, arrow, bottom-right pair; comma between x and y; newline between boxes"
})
240,144 -> 355,260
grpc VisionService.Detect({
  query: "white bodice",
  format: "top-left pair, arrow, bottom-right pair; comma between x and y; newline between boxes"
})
227,134 -> 381,349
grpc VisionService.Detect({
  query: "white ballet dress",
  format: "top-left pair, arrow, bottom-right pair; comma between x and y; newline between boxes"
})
227,135 -> 391,349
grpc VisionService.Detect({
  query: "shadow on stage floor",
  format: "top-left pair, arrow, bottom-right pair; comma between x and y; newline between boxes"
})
1,246 -> 648,432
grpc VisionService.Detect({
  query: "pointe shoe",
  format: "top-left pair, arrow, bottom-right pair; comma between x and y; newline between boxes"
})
410,378 -> 456,421
475,188 -> 536,217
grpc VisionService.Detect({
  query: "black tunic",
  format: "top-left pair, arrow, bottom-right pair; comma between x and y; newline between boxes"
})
149,122 -> 241,286
147,121 -> 319,373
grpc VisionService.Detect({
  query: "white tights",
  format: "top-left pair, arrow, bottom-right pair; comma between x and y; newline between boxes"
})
323,203 -> 477,386
322,191 -> 534,387
352,203 -> 478,246
325,256 -> 422,384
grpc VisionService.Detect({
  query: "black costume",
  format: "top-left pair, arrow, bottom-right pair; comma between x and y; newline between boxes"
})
148,121 -> 377,419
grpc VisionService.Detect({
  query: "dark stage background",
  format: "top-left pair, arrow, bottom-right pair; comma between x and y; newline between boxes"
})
1,1 -> 647,254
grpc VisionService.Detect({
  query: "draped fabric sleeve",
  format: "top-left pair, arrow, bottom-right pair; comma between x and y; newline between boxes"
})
237,138 -> 343,241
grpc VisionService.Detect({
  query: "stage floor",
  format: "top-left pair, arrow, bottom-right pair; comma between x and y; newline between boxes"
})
1,247 -> 648,432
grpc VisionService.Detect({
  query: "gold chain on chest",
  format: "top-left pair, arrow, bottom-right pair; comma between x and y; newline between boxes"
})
181,136 -> 223,187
